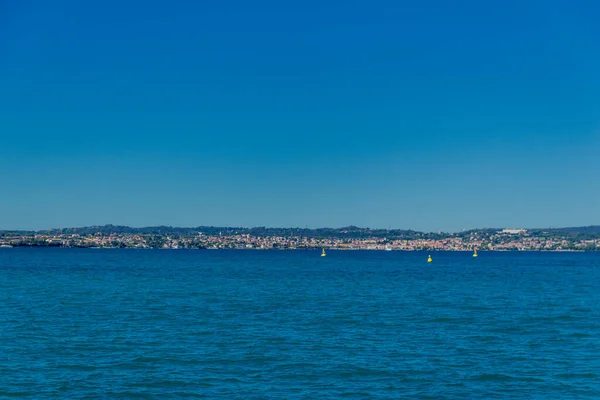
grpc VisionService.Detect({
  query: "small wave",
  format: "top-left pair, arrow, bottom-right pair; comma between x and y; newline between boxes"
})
130,356 -> 163,363
527,314 -> 580,323
55,364 -> 97,372
329,366 -> 395,379
564,332 -> 591,338
0,391 -> 36,397
340,391 -> 373,397
276,362 -> 320,370
472,373 -> 514,382
570,308 -> 592,313
424,317 -> 461,323
464,334 -> 501,343
555,373 -> 598,379
487,325 -> 525,333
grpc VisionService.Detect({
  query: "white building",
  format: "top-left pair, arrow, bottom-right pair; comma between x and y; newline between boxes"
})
501,229 -> 527,234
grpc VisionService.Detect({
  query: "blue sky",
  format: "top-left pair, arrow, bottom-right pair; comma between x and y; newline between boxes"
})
1,0 -> 599,231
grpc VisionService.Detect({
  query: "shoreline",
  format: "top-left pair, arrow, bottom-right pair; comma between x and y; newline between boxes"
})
0,246 -> 591,252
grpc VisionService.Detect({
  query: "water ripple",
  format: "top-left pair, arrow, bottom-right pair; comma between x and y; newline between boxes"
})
1,249 -> 600,398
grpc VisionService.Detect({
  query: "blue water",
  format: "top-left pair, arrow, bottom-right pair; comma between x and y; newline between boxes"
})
1,249 -> 599,399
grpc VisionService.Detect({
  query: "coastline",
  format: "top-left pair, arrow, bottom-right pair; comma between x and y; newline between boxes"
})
0,246 -> 591,252
2,225 -> 599,252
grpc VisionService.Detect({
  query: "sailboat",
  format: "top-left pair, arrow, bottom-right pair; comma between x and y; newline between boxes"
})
473,248 -> 478,257
321,248 -> 326,257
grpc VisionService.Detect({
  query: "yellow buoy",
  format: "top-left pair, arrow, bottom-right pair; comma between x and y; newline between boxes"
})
473,248 -> 478,257
427,255 -> 432,263
321,248 -> 326,257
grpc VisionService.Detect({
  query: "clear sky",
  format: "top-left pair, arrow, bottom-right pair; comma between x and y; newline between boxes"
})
1,0 -> 599,232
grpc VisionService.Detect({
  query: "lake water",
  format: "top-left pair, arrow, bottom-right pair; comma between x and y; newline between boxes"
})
1,248 -> 599,398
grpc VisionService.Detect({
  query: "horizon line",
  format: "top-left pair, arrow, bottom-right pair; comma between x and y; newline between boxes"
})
2,223 -> 599,234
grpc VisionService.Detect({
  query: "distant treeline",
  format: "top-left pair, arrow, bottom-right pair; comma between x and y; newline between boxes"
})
14,225 -> 439,239
2,224 -> 600,240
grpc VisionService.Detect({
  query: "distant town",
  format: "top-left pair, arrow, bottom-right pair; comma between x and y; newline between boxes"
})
1,225 -> 599,251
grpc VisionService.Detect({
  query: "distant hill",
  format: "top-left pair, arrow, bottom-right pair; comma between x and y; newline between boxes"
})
32,224 -> 435,239
551,225 -> 600,234
38,225 -> 204,236
0,230 -> 34,235
3,224 -> 599,240
527,225 -> 600,240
